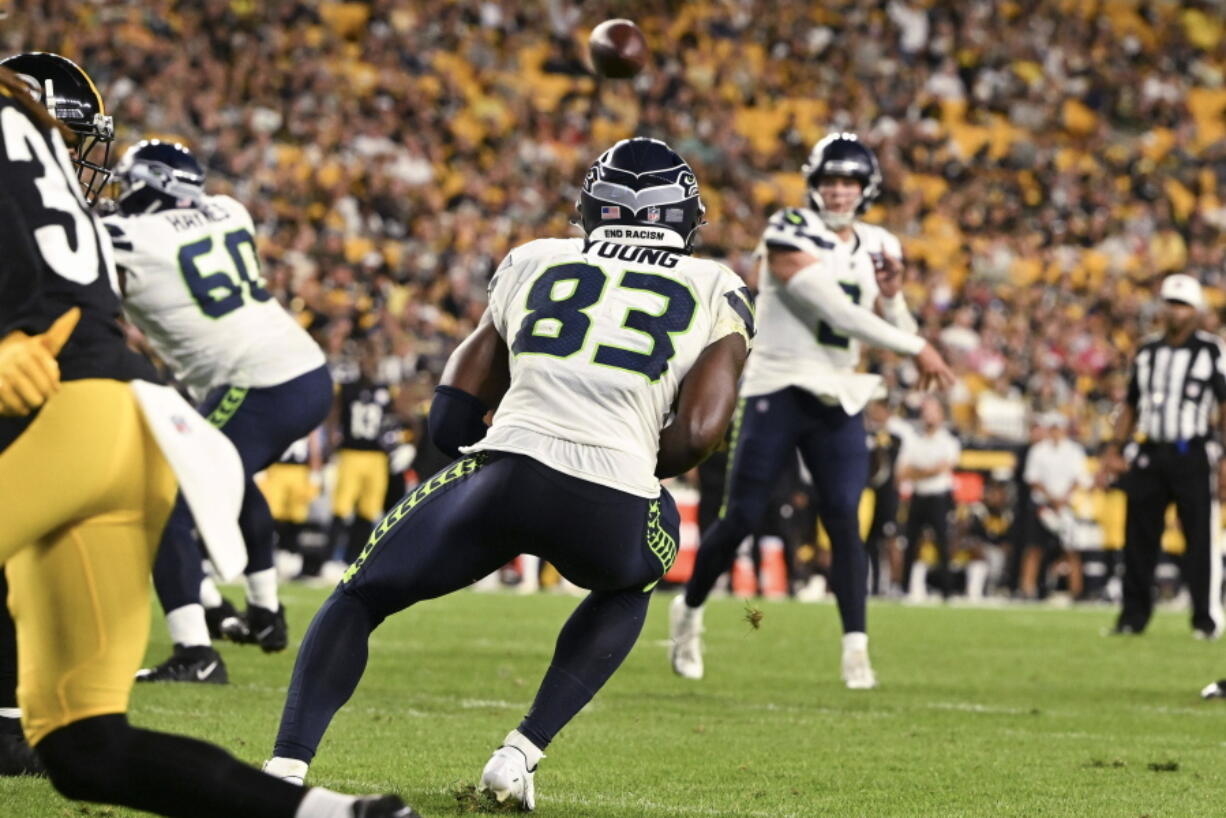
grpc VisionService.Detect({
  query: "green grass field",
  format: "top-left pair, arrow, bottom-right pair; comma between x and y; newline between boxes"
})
3,585 -> 1226,817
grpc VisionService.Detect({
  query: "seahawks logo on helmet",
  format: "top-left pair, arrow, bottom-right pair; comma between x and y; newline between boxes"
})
0,52 -> 114,205
113,140 -> 206,215
577,137 -> 706,253
801,133 -> 882,230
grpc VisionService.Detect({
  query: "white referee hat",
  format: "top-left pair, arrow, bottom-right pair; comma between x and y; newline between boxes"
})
1160,274 -> 1204,310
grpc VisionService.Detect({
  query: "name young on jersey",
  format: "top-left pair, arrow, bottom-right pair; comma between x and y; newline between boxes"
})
582,239 -> 680,268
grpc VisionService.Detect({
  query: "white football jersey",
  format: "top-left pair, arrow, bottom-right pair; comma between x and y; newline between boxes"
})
467,237 -> 754,497
741,207 -> 912,413
105,195 -> 324,398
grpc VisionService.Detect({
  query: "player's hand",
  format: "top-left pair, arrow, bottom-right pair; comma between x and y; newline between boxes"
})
0,308 -> 80,416
874,254 -> 904,299
915,342 -> 955,391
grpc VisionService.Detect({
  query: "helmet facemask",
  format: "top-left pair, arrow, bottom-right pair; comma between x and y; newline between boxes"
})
801,134 -> 882,232
69,112 -> 115,205
807,173 -> 864,232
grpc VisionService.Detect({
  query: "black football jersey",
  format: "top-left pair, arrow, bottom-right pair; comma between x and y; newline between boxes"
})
339,379 -> 393,451
967,502 -> 1013,546
0,90 -> 154,385
867,428 -> 902,490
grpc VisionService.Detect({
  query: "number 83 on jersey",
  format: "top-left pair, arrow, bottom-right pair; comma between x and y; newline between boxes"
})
511,262 -> 698,382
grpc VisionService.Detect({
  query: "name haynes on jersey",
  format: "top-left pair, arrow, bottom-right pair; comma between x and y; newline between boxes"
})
583,237 -> 679,268
162,200 -> 230,233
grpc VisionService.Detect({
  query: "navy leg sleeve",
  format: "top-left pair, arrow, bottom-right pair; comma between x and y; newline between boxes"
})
518,588 -> 650,750
239,475 -> 276,575
152,496 -> 204,614
273,591 -> 379,763
800,404 -> 869,634
685,390 -> 803,608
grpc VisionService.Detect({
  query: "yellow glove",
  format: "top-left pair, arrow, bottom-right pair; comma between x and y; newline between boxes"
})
0,308 -> 81,416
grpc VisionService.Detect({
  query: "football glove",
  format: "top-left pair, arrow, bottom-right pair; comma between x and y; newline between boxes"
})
0,308 -> 80,416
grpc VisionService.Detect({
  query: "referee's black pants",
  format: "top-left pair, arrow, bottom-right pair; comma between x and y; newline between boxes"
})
1116,442 -> 1222,635
903,491 -> 954,599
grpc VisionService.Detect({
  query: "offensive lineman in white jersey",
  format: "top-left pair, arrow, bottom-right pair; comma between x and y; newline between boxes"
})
263,138 -> 754,810
103,141 -> 331,683
671,133 -> 955,688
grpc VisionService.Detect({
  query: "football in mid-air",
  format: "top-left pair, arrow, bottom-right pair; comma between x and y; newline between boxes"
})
588,19 -> 647,79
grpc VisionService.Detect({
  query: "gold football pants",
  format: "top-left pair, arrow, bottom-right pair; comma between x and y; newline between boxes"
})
0,379 -> 176,745
332,448 -> 389,521
258,463 -> 315,523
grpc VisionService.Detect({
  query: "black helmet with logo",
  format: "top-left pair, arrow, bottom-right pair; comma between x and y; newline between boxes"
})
577,137 -> 705,253
1,52 -> 114,203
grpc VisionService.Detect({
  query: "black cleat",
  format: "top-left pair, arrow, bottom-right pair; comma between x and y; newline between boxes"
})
0,731 -> 45,777
135,644 -> 228,684
221,604 -> 289,653
205,597 -> 241,640
352,794 -> 422,817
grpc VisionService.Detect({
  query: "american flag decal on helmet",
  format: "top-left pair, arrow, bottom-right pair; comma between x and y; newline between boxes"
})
600,205 -> 620,219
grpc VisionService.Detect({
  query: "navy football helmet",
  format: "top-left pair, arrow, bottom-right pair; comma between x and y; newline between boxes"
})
577,137 -> 705,252
113,140 -> 206,215
801,133 -> 882,230
0,52 -> 114,204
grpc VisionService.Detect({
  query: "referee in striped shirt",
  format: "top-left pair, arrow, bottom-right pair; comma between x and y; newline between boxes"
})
1105,274 -> 1226,638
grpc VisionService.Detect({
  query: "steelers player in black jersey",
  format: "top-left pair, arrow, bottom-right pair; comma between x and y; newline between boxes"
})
0,52 -> 415,818
329,341 -> 395,566
962,478 -> 1014,599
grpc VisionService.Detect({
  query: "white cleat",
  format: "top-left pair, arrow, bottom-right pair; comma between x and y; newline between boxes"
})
841,647 -> 877,690
479,730 -> 541,811
263,756 -> 308,786
1202,680 -> 1226,699
668,595 -> 704,680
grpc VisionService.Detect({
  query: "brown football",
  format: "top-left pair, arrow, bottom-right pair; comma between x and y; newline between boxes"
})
588,19 -> 647,79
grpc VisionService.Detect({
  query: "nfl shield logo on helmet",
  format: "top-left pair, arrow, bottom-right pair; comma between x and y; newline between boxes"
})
645,206 -> 661,223
600,205 -> 620,219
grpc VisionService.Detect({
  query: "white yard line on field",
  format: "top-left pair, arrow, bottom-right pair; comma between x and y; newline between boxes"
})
926,701 -> 1034,715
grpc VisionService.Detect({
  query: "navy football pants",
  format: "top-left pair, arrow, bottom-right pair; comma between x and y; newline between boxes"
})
153,366 -> 332,613
273,451 -> 679,760
685,387 -> 870,633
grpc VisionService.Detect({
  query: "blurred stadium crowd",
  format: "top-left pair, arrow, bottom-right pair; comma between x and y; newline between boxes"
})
6,0 -> 1224,596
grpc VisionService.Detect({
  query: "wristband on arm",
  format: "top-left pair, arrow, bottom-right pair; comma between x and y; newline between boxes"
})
429,385 -> 489,459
